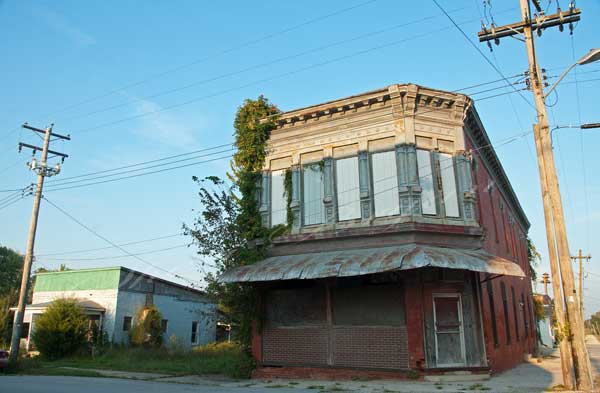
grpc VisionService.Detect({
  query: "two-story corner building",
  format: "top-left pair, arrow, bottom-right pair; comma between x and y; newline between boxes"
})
15,267 -> 217,351
220,84 -> 535,379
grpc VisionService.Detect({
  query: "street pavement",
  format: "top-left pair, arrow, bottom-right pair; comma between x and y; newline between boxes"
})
2,340 -> 600,393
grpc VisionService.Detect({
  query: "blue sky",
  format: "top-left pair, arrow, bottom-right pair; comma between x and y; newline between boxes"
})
1,1 -> 599,315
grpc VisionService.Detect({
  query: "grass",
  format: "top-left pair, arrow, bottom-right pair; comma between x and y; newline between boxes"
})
466,383 -> 491,391
8,342 -> 255,380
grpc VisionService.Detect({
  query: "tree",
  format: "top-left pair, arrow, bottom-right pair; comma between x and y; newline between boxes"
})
527,237 -> 541,282
0,246 -> 23,296
31,298 -> 89,359
129,304 -> 163,347
0,246 -> 23,348
185,96 -> 280,348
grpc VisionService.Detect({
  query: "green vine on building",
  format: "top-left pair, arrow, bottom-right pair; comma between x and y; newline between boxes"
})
185,96 -> 281,348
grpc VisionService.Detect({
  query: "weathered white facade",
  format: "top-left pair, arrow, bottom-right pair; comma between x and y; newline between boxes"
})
17,267 -> 216,350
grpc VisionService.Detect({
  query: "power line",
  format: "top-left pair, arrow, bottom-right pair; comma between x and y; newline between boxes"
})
43,153 -> 233,193
56,6 -> 472,125
27,0 -> 381,126
47,143 -> 233,184
7,78 -> 531,194
45,147 -> 233,188
432,0 -> 536,111
75,12 -> 516,136
35,233 -> 183,257
41,195 -> 200,288
39,243 -> 190,262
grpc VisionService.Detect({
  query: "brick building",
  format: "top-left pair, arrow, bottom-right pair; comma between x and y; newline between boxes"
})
220,84 -> 536,378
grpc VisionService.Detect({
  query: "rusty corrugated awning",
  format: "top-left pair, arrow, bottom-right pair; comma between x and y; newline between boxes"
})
218,244 -> 525,283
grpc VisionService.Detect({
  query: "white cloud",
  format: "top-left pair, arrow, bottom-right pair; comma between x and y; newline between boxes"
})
130,98 -> 199,149
31,5 -> 96,47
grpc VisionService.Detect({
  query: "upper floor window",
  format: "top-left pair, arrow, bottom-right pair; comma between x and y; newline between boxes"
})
335,156 -> 361,221
271,169 -> 287,226
303,164 -> 325,225
438,153 -> 460,217
371,151 -> 400,217
417,149 -> 436,215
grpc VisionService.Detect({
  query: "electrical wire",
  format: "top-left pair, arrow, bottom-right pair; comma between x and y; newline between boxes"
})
39,243 -> 190,262
56,6 -> 472,125
432,0 -> 536,112
35,233 -> 183,257
29,0 -> 382,126
41,195 -> 201,289
75,12 -> 518,136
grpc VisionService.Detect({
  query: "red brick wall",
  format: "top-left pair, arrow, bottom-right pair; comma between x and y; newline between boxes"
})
263,326 -> 329,366
332,326 -> 409,369
466,136 -> 537,373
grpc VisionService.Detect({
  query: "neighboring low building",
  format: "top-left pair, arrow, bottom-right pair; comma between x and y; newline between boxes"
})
534,293 -> 554,353
15,266 -> 216,351
220,83 -> 535,379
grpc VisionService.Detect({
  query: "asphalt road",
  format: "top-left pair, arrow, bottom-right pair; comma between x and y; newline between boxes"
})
0,376 -> 303,393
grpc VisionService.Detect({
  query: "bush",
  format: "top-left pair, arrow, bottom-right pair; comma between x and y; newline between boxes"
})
129,304 -> 163,347
31,298 -> 89,360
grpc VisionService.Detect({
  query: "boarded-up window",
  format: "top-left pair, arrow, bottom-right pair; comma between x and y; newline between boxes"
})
371,151 -> 400,217
266,287 -> 326,327
303,164 -> 324,225
417,150 -> 436,215
271,170 -> 287,226
486,278 -> 499,347
332,285 -> 405,326
335,157 -> 361,221
501,282 -> 511,344
512,286 -> 520,341
439,153 -> 460,217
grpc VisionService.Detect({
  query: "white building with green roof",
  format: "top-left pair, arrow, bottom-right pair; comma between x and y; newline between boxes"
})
15,266 -> 216,351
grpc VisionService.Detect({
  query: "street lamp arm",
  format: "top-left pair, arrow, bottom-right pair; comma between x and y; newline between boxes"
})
544,62 -> 576,99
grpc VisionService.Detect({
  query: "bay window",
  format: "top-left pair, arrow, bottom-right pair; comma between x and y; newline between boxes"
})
439,153 -> 460,217
271,169 -> 287,226
303,164 -> 325,225
371,151 -> 400,217
335,157 -> 361,221
417,149 -> 436,215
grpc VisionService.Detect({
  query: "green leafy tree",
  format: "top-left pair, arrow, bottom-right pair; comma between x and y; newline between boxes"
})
31,298 -> 89,359
129,304 -> 163,347
0,246 -> 23,296
185,96 -> 280,348
0,246 -> 23,348
527,237 -> 541,282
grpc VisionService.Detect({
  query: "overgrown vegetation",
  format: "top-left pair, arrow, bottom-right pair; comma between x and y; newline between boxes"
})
527,237 -> 541,282
129,304 -> 163,347
0,246 -> 23,348
185,96 -> 280,348
13,342 -> 255,379
533,296 -> 546,321
31,298 -> 89,360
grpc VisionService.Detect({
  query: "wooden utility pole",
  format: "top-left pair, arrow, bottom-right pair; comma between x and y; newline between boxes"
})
571,250 -> 591,318
541,272 -> 550,295
8,124 -> 69,365
478,2 -> 593,390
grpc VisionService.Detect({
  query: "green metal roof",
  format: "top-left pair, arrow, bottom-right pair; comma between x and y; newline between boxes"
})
34,267 -> 122,291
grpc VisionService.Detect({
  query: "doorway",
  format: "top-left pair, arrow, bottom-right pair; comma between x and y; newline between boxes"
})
433,294 -> 466,367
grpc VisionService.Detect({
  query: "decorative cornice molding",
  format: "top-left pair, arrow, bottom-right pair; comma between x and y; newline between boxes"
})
465,107 -> 530,231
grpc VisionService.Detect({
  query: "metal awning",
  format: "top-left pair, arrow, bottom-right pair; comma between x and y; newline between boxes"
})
218,244 -> 525,283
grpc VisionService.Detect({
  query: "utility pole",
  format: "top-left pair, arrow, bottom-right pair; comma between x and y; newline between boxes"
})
8,123 -> 69,365
541,272 -> 550,295
478,2 -> 593,390
571,250 -> 591,319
